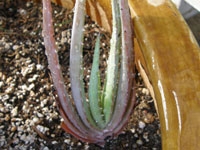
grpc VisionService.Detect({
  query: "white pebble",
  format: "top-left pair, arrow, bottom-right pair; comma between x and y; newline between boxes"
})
26,2 -> 31,7
136,139 -> 143,145
37,112 -> 44,118
64,139 -> 70,144
130,128 -> 135,133
43,147 -> 49,150
138,121 -> 146,129
5,43 -> 10,49
36,125 -> 49,134
52,141 -> 57,144
11,106 -> 18,117
19,9 -> 27,16
13,45 -> 19,50
0,81 -> 4,88
21,64 -> 35,76
36,64 -> 44,70
33,117 -> 39,123
28,83 -> 35,91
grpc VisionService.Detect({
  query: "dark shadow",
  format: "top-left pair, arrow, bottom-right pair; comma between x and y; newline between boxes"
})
186,13 -> 200,45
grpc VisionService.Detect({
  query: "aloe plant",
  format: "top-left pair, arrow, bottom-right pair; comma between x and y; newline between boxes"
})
42,0 -> 135,146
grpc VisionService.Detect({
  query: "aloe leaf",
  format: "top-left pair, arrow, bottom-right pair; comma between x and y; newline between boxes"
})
42,0 -> 84,135
57,98 -> 104,144
70,0 -> 103,131
104,0 -> 135,135
42,0 -> 103,141
57,97 -> 105,144
89,34 -> 105,128
113,0 -> 135,133
103,0 -> 121,124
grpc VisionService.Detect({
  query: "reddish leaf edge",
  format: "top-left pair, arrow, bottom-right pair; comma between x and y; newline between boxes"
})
103,0 -> 135,136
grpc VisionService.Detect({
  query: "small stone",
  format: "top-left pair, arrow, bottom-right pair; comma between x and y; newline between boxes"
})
39,87 -> 44,93
36,64 -> 44,70
28,74 -> 38,83
17,126 -> 24,132
134,133 -> 138,138
138,121 -> 146,129
61,37 -> 67,44
11,106 -> 18,117
36,125 -> 49,134
5,86 -> 14,94
6,77 -> 13,83
136,139 -> 143,145
130,128 -> 135,133
21,64 -> 35,76
2,94 -> 10,101
61,30 -> 68,44
20,134 -> 28,143
0,72 -> 3,78
30,90 -> 35,97
37,112 -> 44,118
28,83 -> 35,91
26,2 -> 31,7
19,9 -> 27,16
43,147 -> 49,150
84,144 -> 89,150
22,103 -> 28,112
5,43 -> 10,49
138,101 -> 149,109
51,134 -> 55,138
64,139 -> 70,144
0,113 -> 3,117
15,53 -> 20,59
13,45 -> 19,50
33,117 -> 39,123
144,113 -> 155,124
77,142 -> 82,146
0,81 -> 4,88
143,132 -> 149,140
53,101 -> 57,107
52,141 -> 57,144
26,59 -> 32,64
1,74 -> 6,80
13,137 -> 19,144
11,126 -> 17,132
5,114 -> 10,121
142,88 -> 149,95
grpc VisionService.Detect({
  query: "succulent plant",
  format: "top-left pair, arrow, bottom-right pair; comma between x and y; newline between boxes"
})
42,0 -> 135,146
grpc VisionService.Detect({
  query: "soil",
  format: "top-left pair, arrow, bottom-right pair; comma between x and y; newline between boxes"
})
0,1 -> 199,150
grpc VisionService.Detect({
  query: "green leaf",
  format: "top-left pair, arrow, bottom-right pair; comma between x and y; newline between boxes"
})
103,0 -> 121,124
89,34 -> 105,128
